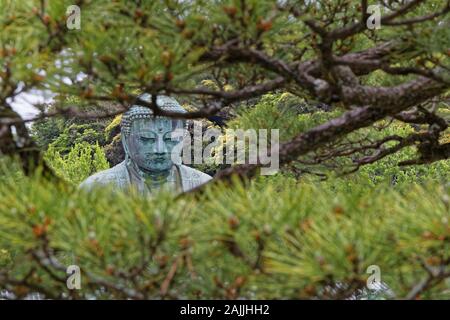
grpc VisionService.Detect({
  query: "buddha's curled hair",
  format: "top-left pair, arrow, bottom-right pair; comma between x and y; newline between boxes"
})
121,94 -> 188,136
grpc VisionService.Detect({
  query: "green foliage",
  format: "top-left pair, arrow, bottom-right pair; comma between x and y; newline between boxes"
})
44,142 -> 109,185
229,93 -> 342,141
30,112 -> 109,153
48,123 -> 108,154
104,115 -> 122,141
0,165 -> 448,299
221,93 -> 450,184
30,116 -> 65,149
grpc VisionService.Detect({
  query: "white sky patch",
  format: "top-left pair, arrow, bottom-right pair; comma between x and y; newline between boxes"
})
9,89 -> 55,121
9,54 -> 87,121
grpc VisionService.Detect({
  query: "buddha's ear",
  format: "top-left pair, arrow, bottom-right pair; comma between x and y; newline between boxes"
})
121,133 -> 130,156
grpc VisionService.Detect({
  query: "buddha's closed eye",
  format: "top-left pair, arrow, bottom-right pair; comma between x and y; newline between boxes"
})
140,136 -> 156,142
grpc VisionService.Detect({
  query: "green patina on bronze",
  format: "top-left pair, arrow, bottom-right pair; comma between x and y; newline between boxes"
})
79,94 -> 212,194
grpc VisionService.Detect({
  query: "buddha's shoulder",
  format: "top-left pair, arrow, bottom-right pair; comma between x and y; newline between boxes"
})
178,165 -> 212,183
79,161 -> 129,189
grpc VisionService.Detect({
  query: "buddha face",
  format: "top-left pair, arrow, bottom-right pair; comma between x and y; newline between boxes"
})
124,117 -> 183,173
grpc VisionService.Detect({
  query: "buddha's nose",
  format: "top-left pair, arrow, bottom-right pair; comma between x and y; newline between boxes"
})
154,136 -> 167,154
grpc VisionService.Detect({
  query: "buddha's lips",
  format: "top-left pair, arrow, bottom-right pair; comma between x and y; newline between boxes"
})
145,155 -> 169,162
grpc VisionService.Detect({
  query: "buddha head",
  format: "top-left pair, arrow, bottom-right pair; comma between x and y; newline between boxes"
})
120,94 -> 187,174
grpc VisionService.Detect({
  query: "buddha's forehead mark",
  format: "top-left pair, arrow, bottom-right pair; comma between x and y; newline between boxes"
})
130,119 -> 174,138
156,121 -> 168,130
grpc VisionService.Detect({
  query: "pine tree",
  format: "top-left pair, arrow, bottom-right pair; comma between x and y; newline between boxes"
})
0,0 -> 449,300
